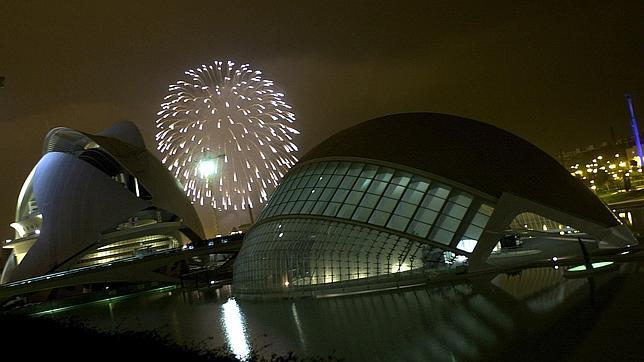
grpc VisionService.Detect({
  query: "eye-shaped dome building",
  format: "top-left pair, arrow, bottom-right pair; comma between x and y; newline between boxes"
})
1,121 -> 205,284
233,113 -> 635,299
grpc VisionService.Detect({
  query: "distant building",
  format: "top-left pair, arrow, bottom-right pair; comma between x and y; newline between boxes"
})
233,113 -> 635,299
559,139 -> 633,169
1,121 -> 205,284
559,138 -> 644,193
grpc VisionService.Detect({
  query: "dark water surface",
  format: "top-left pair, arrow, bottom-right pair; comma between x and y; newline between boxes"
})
42,259 -> 644,361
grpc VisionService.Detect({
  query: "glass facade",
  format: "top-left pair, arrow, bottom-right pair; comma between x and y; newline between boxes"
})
74,234 -> 179,268
234,160 -> 495,296
234,218 -> 469,294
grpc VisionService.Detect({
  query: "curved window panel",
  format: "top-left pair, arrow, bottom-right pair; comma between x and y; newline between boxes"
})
258,161 -> 495,252
457,203 -> 495,252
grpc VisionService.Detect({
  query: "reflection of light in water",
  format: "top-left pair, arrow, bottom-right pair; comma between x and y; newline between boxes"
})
492,268 -> 562,300
291,303 -> 307,349
221,298 -> 250,360
452,303 -> 497,348
108,302 -> 114,320
526,278 -> 586,313
468,295 -> 514,331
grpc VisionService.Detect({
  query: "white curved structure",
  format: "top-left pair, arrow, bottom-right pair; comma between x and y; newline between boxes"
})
1,121 -> 205,284
233,113 -> 636,299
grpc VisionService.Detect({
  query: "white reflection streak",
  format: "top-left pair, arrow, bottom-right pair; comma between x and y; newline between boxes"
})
221,298 -> 250,360
291,303 -> 307,349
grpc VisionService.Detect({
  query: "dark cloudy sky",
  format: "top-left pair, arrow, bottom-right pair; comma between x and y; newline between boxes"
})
0,1 -> 642,236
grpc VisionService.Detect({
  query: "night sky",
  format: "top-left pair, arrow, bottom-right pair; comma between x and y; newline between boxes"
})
1,1 -> 642,236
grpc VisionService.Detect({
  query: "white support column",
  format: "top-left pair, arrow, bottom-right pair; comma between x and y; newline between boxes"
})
469,192 -> 637,272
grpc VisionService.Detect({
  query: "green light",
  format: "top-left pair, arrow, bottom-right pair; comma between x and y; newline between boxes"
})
198,159 -> 217,178
567,261 -> 614,272
31,285 -> 177,316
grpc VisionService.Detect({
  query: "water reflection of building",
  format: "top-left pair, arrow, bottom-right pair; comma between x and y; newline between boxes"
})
233,113 -> 636,299
1,121 -> 204,284
236,265 -> 605,361
491,267 -> 588,313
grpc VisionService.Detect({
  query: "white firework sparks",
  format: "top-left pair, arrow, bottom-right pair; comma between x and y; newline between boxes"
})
155,60 -> 299,210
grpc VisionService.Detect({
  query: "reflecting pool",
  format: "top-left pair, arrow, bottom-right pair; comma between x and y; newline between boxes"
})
39,258 -> 644,361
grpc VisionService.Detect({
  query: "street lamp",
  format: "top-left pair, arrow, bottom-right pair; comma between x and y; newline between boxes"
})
198,158 -> 217,178
197,153 -> 224,179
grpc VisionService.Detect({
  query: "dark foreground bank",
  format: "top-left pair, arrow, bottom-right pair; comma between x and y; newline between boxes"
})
0,313 -> 340,362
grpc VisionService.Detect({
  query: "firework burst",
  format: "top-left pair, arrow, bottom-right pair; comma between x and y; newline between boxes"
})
156,60 -> 299,210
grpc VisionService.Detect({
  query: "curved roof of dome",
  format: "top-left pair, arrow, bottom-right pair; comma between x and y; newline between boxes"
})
301,112 -> 618,227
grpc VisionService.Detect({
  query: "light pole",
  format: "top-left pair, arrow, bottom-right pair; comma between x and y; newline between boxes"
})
197,153 -> 225,234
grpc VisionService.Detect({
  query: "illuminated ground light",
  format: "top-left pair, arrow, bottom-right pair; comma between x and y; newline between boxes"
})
564,261 -> 617,278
